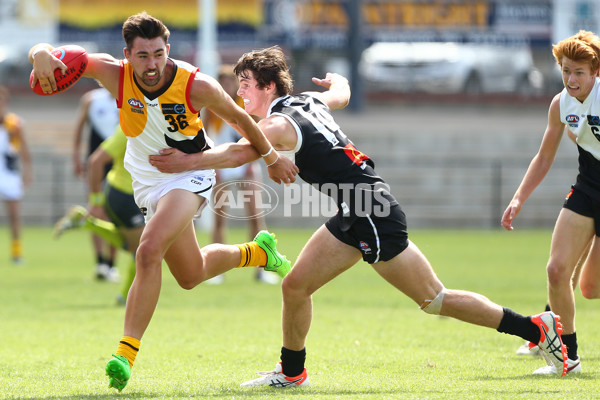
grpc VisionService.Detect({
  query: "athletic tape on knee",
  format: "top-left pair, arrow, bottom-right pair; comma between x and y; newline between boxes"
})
420,288 -> 446,315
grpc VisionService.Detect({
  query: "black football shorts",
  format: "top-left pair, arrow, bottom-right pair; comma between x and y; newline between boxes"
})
325,204 -> 409,264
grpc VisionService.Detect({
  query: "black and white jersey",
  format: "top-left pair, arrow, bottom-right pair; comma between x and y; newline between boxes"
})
268,94 -> 397,221
560,78 -> 600,197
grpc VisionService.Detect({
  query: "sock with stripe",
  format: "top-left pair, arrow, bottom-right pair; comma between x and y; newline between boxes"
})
235,242 -> 267,268
116,336 -> 140,368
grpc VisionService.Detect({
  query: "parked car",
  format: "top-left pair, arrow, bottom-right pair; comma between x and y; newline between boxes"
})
359,42 -> 543,95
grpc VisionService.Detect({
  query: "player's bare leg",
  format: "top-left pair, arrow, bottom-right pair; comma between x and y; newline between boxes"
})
124,190 -> 202,339
373,240 -> 567,375
241,225 -> 360,387
546,209 -> 594,334
372,241 -> 503,328
166,228 -> 244,288
282,225 -> 362,351
108,190 -> 204,391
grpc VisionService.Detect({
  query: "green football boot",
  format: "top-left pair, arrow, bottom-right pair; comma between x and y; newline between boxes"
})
253,231 -> 291,278
106,354 -> 131,392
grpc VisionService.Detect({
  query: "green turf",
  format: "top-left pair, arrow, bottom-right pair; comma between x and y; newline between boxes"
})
0,227 -> 598,399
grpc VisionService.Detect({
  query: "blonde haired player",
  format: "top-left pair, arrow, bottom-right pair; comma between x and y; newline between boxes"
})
502,30 -> 600,375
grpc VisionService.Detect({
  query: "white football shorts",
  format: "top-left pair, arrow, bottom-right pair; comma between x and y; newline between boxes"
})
0,170 -> 23,201
132,170 -> 216,221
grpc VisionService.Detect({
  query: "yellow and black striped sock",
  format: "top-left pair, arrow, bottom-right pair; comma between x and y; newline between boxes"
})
116,336 -> 140,368
235,242 -> 267,268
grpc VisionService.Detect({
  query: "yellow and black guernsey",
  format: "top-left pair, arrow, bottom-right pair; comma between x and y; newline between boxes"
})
117,58 -> 213,186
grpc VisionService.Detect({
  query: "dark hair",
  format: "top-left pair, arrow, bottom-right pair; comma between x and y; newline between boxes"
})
122,12 -> 170,50
553,30 -> 600,73
234,46 -> 293,96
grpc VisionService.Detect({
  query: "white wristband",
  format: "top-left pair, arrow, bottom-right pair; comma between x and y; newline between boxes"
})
261,147 -> 274,158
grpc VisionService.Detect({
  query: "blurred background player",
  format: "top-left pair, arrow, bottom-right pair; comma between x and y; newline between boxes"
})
72,87 -> 120,280
54,126 -> 144,304
204,65 -> 279,285
0,85 -> 32,264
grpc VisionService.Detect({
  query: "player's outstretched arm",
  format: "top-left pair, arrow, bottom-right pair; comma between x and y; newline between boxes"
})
501,93 -> 565,230
149,141 -> 260,173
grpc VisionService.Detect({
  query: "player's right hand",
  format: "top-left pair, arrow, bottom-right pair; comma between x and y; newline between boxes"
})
501,200 -> 522,231
30,48 -> 68,94
266,153 -> 298,185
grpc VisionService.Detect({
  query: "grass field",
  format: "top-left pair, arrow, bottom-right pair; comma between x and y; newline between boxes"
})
0,227 -> 598,399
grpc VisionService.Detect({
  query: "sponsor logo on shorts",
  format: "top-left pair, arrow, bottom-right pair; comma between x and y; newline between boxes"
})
191,175 -> 205,185
359,241 -> 372,254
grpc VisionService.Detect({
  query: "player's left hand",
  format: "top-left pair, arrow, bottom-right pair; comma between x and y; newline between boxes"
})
501,200 -> 522,231
312,72 -> 347,90
149,148 -> 191,173
311,75 -> 332,89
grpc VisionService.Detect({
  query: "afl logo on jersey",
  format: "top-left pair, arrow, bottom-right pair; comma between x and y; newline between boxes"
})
566,114 -> 579,128
128,98 -> 145,109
